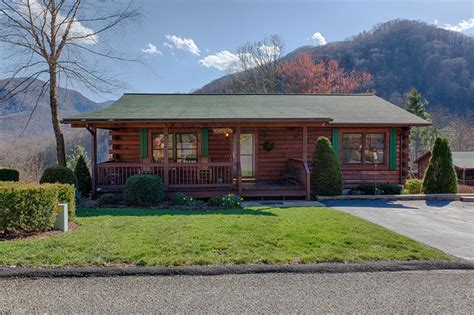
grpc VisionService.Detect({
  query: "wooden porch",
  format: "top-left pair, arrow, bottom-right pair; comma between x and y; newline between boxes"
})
94,158 -> 310,199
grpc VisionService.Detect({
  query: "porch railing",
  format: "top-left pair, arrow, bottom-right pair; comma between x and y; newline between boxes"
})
96,162 -> 235,190
288,158 -> 311,200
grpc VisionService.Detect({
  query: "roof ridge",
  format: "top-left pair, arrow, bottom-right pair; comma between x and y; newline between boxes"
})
122,93 -> 375,96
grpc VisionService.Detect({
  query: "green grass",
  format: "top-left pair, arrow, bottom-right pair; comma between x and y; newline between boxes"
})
0,207 -> 449,267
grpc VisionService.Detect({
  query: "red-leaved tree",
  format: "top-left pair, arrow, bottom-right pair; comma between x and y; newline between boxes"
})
278,52 -> 373,93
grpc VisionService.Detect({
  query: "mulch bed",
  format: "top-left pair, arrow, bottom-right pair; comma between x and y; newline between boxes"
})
0,222 -> 79,241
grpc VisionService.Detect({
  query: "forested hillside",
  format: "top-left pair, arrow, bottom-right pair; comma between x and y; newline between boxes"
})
199,20 -> 474,118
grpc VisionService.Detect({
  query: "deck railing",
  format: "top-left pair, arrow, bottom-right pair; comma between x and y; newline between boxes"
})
288,158 -> 311,200
96,162 -> 235,190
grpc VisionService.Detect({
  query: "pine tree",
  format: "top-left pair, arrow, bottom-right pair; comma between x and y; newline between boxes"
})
405,88 -> 430,160
422,137 -> 458,194
311,137 -> 343,196
74,155 -> 92,198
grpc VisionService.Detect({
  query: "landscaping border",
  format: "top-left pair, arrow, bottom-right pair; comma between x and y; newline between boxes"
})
1,260 -> 473,278
317,193 -> 474,201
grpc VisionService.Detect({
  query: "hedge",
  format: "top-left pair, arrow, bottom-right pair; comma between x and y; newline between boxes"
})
0,182 -> 75,232
40,166 -> 78,186
124,175 -> 164,207
0,168 -> 20,182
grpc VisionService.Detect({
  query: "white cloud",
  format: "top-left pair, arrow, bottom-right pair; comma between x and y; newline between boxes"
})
311,32 -> 327,46
199,50 -> 240,71
165,34 -> 200,55
18,0 -> 97,45
439,18 -> 474,32
141,43 -> 162,55
258,44 -> 281,58
434,19 -> 439,25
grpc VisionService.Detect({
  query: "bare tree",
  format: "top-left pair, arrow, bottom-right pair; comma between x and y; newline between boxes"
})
227,35 -> 284,93
0,0 -> 139,165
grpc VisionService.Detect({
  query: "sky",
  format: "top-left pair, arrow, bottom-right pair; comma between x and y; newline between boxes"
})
2,0 -> 474,101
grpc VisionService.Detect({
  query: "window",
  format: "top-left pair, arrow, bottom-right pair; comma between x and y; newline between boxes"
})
176,133 -> 197,163
342,133 -> 385,164
152,133 -> 173,162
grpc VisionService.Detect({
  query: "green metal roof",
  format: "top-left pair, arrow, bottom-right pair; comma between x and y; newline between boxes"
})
452,151 -> 474,169
64,94 -> 429,125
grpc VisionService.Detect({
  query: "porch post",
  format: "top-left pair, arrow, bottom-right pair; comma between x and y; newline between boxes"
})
235,126 -> 241,196
463,168 -> 466,185
302,126 -> 310,200
87,126 -> 97,199
163,125 -> 169,190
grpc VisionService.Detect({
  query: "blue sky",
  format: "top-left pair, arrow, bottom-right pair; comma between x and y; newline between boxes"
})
3,0 -> 474,101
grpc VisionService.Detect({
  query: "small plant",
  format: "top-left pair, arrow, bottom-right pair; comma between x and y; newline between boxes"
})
311,136 -> 343,196
124,175 -> 164,207
423,137 -> 458,194
97,193 -> 117,207
355,183 -> 402,195
221,194 -> 242,209
0,168 -> 19,182
404,179 -> 423,194
74,155 -> 92,198
40,166 -> 78,186
208,195 -> 223,207
170,192 -> 194,206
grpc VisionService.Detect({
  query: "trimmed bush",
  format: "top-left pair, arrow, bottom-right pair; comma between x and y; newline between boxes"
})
50,183 -> 76,220
0,182 -> 58,233
40,166 -> 78,186
97,193 -> 117,207
422,138 -> 458,194
124,175 -> 164,207
0,168 -> 19,182
74,155 -> 92,198
208,194 -> 242,209
311,136 -> 343,196
404,179 -> 423,194
170,192 -> 194,206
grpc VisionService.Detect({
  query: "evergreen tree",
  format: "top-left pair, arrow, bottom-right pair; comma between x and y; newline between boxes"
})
66,145 -> 90,171
74,155 -> 92,198
422,137 -> 458,194
405,88 -> 430,160
311,137 -> 343,196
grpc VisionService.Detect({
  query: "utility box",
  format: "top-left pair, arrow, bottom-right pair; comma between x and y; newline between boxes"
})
54,203 -> 69,232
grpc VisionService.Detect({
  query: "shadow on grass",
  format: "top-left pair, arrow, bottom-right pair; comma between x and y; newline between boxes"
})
77,208 -> 276,217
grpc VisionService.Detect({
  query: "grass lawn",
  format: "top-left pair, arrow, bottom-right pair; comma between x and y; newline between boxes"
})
0,207 -> 449,267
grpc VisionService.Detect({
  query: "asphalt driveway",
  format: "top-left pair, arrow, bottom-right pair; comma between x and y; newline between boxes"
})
324,200 -> 474,260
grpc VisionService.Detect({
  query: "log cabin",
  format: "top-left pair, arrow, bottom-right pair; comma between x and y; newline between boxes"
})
63,94 -> 429,199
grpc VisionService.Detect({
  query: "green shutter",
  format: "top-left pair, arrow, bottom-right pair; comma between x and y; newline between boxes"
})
332,128 -> 340,158
140,128 -> 148,158
389,128 -> 397,171
201,128 -> 209,158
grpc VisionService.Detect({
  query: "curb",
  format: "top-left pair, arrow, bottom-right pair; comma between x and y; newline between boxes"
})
317,193 -> 474,201
1,260 -> 473,278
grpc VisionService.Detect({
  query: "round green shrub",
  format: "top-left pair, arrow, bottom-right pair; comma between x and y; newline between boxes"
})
74,155 -> 92,198
422,137 -> 458,194
208,194 -> 242,209
124,175 -> 164,207
0,168 -> 19,182
404,179 -> 423,194
40,166 -> 78,186
311,136 -> 343,196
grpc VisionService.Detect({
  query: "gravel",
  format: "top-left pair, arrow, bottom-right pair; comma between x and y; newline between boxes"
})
1,270 -> 473,313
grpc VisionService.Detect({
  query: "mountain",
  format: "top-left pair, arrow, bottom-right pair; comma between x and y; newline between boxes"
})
0,78 -> 113,141
198,20 -> 474,117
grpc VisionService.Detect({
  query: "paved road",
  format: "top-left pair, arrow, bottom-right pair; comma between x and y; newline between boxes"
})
1,271 -> 473,313
324,200 -> 474,260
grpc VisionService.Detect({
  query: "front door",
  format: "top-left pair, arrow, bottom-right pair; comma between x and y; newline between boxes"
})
236,133 -> 255,178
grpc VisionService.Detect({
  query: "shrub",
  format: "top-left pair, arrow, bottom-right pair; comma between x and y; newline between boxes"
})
124,175 -> 164,207
423,137 -> 458,194
50,183 -> 76,220
354,183 -> 402,195
40,166 -> 78,186
311,136 -> 343,196
404,179 -> 423,194
0,182 -> 58,232
97,193 -> 117,207
208,196 -> 223,207
208,194 -> 242,209
0,168 -> 19,182
170,192 -> 194,206
74,155 -> 92,198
